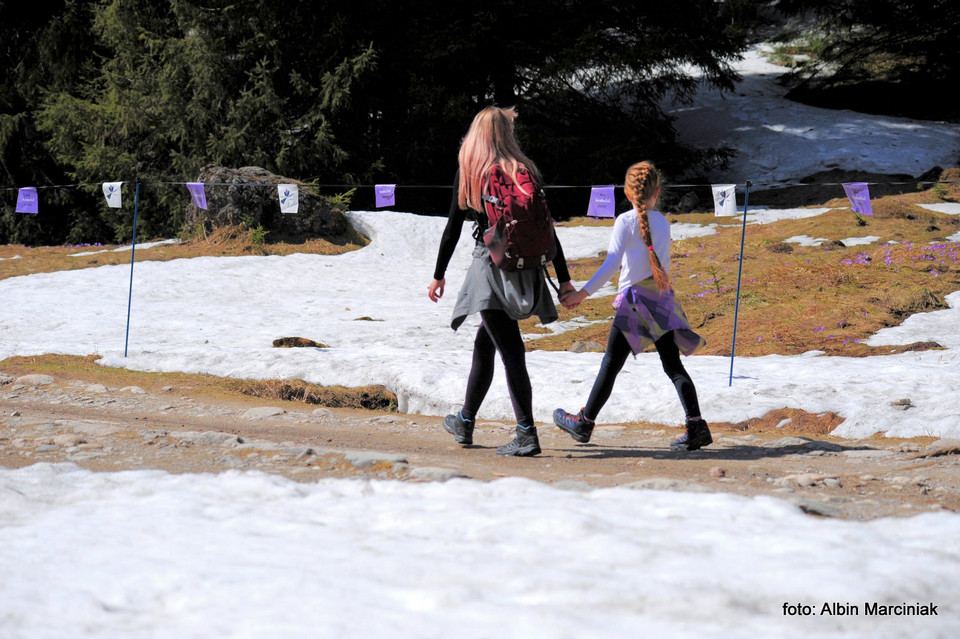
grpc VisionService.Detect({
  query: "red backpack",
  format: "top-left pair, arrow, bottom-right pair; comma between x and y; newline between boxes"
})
480,165 -> 557,271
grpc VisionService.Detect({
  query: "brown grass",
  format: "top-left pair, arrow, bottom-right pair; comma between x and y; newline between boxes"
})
0,354 -> 397,411
236,379 -> 397,411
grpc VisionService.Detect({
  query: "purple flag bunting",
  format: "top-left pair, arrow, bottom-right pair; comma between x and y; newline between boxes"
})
16,187 -> 39,214
375,184 -> 396,208
186,182 -> 207,210
842,182 -> 873,216
587,186 -> 615,218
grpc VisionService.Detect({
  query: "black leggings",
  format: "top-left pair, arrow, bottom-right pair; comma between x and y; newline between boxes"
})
583,325 -> 701,422
461,309 -> 534,427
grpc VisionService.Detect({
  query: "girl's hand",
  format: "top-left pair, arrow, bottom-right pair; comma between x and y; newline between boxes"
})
428,278 -> 445,303
560,289 -> 588,309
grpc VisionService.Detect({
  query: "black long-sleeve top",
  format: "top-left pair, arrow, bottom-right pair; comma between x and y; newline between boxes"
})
432,170 -> 572,282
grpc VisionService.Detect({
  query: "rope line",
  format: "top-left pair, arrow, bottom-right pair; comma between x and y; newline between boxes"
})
5,180 -> 960,194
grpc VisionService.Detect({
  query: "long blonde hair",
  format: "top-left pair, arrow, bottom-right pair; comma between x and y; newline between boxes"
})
457,106 -> 541,211
624,161 -> 670,292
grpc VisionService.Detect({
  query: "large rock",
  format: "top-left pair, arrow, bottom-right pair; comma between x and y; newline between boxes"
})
184,165 -> 350,239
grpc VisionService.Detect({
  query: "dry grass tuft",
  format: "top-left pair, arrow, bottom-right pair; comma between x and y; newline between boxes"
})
725,408 -> 846,437
236,380 -> 397,411
272,337 -> 329,348
0,354 -> 397,412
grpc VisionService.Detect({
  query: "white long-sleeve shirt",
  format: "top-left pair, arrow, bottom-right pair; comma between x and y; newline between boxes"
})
582,208 -> 671,296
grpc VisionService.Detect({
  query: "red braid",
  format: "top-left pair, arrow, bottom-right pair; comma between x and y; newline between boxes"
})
624,161 -> 669,292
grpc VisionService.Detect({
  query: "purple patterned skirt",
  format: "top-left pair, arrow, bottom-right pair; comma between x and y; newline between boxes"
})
612,279 -> 706,356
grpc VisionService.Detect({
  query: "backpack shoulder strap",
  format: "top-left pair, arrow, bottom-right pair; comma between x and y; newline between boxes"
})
482,165 -> 506,205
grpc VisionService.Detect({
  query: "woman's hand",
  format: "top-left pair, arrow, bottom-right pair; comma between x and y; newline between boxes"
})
428,278 -> 445,303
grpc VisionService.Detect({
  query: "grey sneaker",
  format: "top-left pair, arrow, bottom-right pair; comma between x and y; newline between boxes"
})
496,425 -> 541,457
670,418 -> 713,451
443,412 -> 474,445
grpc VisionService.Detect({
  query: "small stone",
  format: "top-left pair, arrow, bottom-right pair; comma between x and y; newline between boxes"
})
709,466 -> 726,479
408,467 -> 468,481
342,450 -> 407,467
890,398 -> 913,410
569,341 -> 604,353
69,451 -> 105,461
178,431 -> 242,446
242,407 -> 286,420
625,478 -> 708,492
762,436 -> 814,448
14,374 -> 55,387
120,386 -> 146,394
842,449 -> 896,460
54,434 -> 86,447
792,499 -> 842,518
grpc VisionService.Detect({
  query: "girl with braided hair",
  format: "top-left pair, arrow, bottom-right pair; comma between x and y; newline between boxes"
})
554,161 -> 712,451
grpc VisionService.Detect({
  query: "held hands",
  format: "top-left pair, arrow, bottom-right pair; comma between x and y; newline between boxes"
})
428,278 -> 445,303
559,283 -> 588,310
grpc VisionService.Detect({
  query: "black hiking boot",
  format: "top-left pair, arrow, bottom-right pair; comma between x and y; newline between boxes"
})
443,412 -> 474,446
553,408 -> 595,443
670,418 -> 713,451
496,425 -> 541,457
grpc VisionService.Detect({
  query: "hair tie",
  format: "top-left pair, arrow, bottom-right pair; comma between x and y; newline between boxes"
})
647,246 -> 654,251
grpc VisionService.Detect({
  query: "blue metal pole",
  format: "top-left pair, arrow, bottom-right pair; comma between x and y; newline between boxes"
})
728,181 -> 751,386
124,181 -> 140,358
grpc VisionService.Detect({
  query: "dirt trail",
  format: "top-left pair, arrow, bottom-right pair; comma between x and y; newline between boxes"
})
2,370 -> 958,521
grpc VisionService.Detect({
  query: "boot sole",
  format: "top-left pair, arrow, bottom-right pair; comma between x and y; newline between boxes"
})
496,444 -> 541,457
670,434 -> 713,451
555,422 -> 592,443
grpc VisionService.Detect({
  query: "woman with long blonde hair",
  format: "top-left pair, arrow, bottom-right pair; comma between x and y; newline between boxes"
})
428,106 -> 575,456
554,161 -> 711,451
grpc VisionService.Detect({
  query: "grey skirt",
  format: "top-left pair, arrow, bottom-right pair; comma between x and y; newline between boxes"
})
451,244 -> 559,331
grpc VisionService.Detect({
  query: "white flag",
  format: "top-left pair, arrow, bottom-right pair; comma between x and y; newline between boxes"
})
102,182 -> 123,208
711,184 -> 737,216
278,184 -> 299,214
